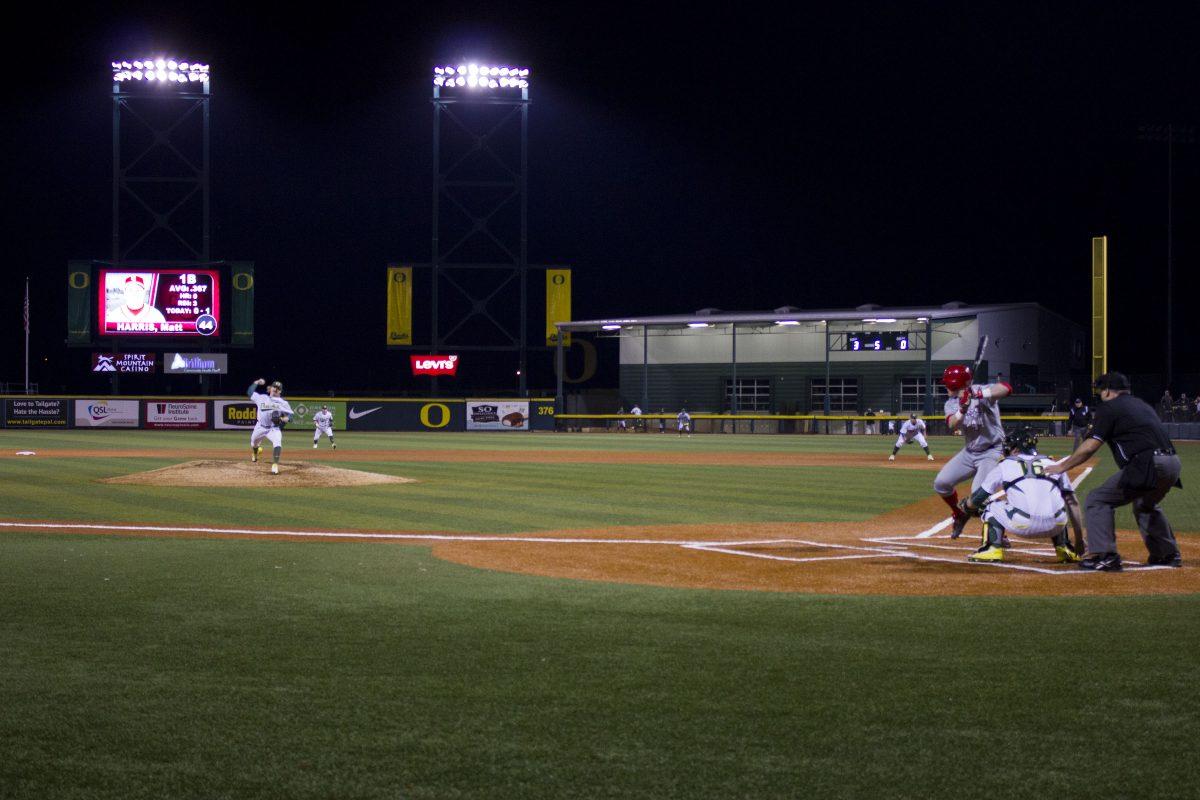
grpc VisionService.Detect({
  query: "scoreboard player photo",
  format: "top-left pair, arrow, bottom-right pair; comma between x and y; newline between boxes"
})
99,269 -> 220,336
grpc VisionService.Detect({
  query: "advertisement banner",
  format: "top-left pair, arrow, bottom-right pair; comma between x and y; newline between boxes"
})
144,401 -> 208,429
345,400 -> 465,432
529,399 -> 556,431
164,352 -> 229,374
214,400 -> 260,430
410,355 -> 459,376
466,400 -> 530,431
74,399 -> 140,428
4,398 -> 68,428
92,353 -> 157,373
546,268 -> 571,346
387,266 -> 413,346
286,401 -> 346,431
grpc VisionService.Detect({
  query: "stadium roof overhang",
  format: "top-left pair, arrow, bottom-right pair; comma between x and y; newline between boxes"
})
554,302 -> 1040,332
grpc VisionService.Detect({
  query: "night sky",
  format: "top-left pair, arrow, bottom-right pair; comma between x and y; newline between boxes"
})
4,5 -> 1199,396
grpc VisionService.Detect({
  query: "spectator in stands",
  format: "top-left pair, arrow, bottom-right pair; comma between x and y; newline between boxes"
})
1177,393 -> 1190,422
1158,390 -> 1173,422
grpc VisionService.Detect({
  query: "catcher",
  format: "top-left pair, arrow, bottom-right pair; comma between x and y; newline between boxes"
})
248,378 -> 293,475
958,426 -> 1084,564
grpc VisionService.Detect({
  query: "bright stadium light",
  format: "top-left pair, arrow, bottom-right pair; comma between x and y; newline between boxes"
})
601,324 -> 622,331
433,62 -> 530,92
687,322 -> 713,328
113,58 -> 210,86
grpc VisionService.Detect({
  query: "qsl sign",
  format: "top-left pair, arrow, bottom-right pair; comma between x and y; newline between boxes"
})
410,355 -> 459,376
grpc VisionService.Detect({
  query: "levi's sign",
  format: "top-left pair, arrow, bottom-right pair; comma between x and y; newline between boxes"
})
410,355 -> 459,376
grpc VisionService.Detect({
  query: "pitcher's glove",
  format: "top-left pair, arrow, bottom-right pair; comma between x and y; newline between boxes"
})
271,410 -> 286,429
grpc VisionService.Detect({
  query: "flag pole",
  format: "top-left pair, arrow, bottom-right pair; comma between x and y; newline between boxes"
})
24,277 -> 30,394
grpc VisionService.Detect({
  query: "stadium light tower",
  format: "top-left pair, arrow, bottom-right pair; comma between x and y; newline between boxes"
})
429,61 -> 532,393
110,57 -> 212,263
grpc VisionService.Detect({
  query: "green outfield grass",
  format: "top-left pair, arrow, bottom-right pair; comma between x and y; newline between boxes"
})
0,431 -> 1197,799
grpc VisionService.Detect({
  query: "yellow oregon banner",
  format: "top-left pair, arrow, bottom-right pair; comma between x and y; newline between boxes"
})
546,269 -> 571,346
387,266 -> 413,346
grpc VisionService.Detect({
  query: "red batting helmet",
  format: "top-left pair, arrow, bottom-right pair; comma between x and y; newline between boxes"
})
942,364 -> 972,391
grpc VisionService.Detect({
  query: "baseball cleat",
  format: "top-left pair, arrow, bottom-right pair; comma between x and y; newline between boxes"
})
1000,534 -> 1013,549
968,544 -> 1005,563
927,454 -> 935,461
332,443 -> 337,449
313,443 -> 318,448
949,513 -> 969,539
271,463 -> 279,475
1055,545 -> 1082,564
1079,553 -> 1122,572
887,454 -> 895,462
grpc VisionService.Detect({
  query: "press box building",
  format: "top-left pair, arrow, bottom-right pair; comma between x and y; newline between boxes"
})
554,302 -> 1087,415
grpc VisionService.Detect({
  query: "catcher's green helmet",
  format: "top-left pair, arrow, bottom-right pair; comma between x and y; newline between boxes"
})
1004,426 -> 1038,454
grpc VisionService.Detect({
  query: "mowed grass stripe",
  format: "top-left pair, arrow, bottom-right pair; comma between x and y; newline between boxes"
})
0,452 -> 936,533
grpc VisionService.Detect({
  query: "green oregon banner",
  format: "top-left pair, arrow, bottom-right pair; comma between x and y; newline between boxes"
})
546,268 -> 571,346
230,261 -> 255,347
387,266 -> 413,346
66,261 -> 92,344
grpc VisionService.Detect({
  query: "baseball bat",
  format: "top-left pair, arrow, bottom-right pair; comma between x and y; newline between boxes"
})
971,334 -> 988,381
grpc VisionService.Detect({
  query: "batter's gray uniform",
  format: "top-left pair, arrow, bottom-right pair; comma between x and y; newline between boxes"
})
934,387 -> 1005,495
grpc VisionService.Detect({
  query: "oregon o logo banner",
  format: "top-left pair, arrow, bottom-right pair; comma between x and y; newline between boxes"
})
69,271 -> 90,289
420,403 -> 451,429
233,272 -> 254,291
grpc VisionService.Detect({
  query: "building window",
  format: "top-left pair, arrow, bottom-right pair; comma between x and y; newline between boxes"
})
725,378 -> 772,412
811,378 -> 858,412
898,377 -> 928,412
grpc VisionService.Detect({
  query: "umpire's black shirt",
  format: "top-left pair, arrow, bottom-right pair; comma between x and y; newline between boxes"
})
1090,394 -> 1173,468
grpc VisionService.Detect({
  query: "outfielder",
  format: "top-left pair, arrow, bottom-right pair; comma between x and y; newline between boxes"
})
958,427 -> 1082,564
312,404 -> 336,449
934,364 -> 1012,538
889,413 -> 933,461
677,408 -> 692,437
248,378 -> 293,475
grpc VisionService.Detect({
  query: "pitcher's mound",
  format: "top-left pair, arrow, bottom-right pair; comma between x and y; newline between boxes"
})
100,460 -> 415,488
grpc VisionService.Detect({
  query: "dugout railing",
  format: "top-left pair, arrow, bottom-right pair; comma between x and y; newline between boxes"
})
553,414 -> 1072,436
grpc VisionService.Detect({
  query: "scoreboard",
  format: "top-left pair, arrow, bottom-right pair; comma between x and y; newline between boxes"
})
98,269 -> 220,337
846,331 -> 910,351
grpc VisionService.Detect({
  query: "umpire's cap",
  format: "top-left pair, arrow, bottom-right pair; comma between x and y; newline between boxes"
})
1093,372 -> 1130,391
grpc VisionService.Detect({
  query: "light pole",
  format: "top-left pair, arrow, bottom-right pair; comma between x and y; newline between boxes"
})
1138,124 -> 1196,390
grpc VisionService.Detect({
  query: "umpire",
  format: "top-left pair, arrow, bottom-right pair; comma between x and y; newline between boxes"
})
1045,372 -> 1182,571
1067,397 -> 1093,451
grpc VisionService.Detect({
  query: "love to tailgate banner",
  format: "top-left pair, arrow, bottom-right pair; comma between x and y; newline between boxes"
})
546,269 -> 571,346
387,266 -> 413,347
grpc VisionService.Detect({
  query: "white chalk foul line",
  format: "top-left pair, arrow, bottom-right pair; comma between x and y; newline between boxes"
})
0,521 -> 759,547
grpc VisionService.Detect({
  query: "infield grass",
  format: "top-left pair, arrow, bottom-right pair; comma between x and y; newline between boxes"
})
0,431 -> 1197,799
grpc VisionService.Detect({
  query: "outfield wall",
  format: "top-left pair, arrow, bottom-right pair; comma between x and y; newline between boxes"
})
0,397 -> 557,432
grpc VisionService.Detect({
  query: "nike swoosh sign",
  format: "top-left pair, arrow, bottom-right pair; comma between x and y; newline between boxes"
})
348,407 -> 383,420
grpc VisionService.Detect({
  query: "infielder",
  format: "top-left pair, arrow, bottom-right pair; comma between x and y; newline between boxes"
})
677,408 -> 692,437
958,427 -> 1082,564
248,378 -> 293,475
312,404 -> 336,449
934,364 -> 1012,539
889,413 -> 933,461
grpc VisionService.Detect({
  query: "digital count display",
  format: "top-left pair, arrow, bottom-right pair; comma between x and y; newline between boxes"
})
99,269 -> 220,336
847,331 -> 910,351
